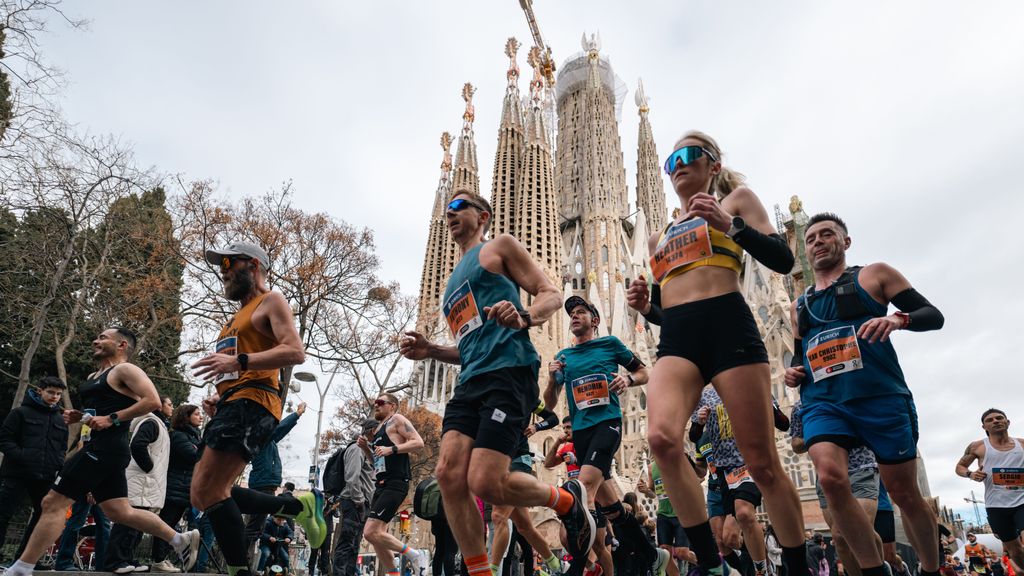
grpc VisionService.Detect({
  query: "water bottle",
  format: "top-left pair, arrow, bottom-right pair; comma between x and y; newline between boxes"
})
81,409 -> 96,443
554,355 -> 565,385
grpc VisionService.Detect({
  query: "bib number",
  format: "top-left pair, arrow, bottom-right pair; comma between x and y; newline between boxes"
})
442,280 -> 483,344
214,336 -> 239,385
992,467 -> 1024,489
650,219 -> 714,283
654,477 -> 668,500
570,374 -> 611,410
373,455 -> 386,475
805,325 -> 864,382
725,466 -> 754,490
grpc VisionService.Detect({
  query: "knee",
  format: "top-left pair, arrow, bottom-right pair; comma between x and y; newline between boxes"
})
435,460 -> 467,496
41,492 -> 68,515
491,506 -> 512,525
745,456 -> 781,488
362,523 -> 379,543
104,505 -> 129,524
648,425 -> 683,459
883,480 -> 922,510
734,505 -> 756,528
467,471 -> 504,505
816,467 -> 851,497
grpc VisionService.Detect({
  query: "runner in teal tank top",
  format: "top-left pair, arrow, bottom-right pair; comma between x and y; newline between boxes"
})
399,191 -> 595,570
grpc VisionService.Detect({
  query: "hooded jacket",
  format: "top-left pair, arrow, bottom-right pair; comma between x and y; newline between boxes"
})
165,424 -> 201,506
0,389 -> 68,480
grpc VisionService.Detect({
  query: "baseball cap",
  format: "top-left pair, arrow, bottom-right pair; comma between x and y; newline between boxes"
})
564,295 -> 599,318
205,241 -> 270,270
360,418 -> 379,431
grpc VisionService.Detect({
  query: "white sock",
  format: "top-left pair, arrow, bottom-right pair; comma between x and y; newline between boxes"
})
170,531 -> 187,551
7,560 -> 35,576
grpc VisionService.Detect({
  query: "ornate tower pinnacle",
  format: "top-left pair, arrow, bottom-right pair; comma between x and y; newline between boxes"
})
491,43 -> 525,238
417,131 -> 459,334
505,37 -> 521,86
452,82 -> 480,196
635,77 -> 667,234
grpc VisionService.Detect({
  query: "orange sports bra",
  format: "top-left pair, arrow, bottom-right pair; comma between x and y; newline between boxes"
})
650,217 -> 744,287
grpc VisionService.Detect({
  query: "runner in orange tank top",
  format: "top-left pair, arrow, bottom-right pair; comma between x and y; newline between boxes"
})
188,241 -> 326,576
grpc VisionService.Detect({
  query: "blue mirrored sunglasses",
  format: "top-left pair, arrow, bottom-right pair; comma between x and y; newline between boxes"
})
663,145 -> 718,174
446,198 -> 482,212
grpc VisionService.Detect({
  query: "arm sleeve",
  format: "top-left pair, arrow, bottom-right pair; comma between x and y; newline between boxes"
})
0,411 -> 26,463
891,287 -> 945,332
533,409 -> 560,432
340,445 -> 365,502
130,420 -> 158,472
613,338 -> 645,372
641,284 -> 663,326
688,420 -> 706,444
732,228 -> 795,274
271,413 -> 300,443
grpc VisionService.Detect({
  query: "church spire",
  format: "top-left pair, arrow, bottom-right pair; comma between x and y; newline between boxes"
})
635,78 -> 667,234
452,82 -> 480,195
490,39 -> 525,238
417,132 -> 458,334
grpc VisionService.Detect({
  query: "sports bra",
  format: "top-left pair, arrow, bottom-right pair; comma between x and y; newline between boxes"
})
650,217 -> 744,287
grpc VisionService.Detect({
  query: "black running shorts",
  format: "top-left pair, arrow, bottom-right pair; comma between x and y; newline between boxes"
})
202,398 -> 278,462
570,418 -> 622,480
657,292 -> 769,382
656,515 -> 690,548
53,447 -> 131,504
986,504 -> 1024,543
368,479 -> 409,523
873,509 -> 896,543
442,365 -> 539,457
719,466 -> 763,515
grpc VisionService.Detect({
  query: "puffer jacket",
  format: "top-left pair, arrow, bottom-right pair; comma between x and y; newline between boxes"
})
248,412 -> 300,490
165,425 -> 201,506
0,389 -> 68,480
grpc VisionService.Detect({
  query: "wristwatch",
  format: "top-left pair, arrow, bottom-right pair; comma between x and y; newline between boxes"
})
518,309 -> 532,330
626,374 -> 635,386
109,411 -> 121,427
237,353 -> 249,371
391,445 -> 398,455
726,216 -> 746,239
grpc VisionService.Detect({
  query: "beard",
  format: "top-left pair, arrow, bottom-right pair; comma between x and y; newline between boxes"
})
225,267 -> 255,301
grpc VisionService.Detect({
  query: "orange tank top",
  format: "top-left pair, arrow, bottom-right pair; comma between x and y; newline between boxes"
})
214,292 -> 282,419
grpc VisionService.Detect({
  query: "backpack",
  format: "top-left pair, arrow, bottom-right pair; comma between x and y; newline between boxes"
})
322,443 -> 352,496
414,477 -> 443,520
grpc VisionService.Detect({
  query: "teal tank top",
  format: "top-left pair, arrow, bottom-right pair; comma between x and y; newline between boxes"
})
797,268 -> 909,406
441,243 -> 539,383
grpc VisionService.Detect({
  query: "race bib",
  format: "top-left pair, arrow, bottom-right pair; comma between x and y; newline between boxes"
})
374,455 -> 386,476
442,280 -> 483,344
992,467 -> 1024,489
570,374 -> 611,410
214,336 -> 239,385
654,477 -> 669,500
725,465 -> 754,489
650,219 -> 714,283
805,325 -> 864,382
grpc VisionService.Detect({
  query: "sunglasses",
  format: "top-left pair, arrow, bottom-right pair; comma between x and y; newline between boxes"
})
663,145 -> 718,174
219,255 -> 252,272
446,198 -> 484,213
374,399 -> 393,407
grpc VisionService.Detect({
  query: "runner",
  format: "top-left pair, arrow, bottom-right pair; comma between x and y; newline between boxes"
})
189,241 -> 326,576
638,458 -> 698,576
784,213 -> 946,576
626,130 -> 807,576
3,328 -> 200,576
692,428 -> 744,573
359,393 -> 427,576
398,190 -> 593,576
542,296 -> 671,576
790,399 -> 884,576
962,533 -> 997,576
544,417 -> 581,481
956,408 -> 1024,570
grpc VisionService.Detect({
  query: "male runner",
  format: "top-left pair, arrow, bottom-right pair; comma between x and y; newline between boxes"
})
790,399 -> 884,576
190,241 -> 325,576
544,417 -> 581,481
638,459 -> 698,576
693,428 -> 744,573
358,393 -> 427,576
785,213 -> 945,576
4,328 -> 200,576
543,295 -> 670,576
398,190 -> 593,576
962,533 -> 997,576
956,408 -> 1024,571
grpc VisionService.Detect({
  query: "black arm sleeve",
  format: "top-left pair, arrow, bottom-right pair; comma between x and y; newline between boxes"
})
533,408 -> 560,432
641,284 -> 663,326
791,339 -> 804,367
890,288 -> 944,332
732,228 -> 795,274
773,404 -> 791,432
688,420 -> 706,444
130,420 -> 158,473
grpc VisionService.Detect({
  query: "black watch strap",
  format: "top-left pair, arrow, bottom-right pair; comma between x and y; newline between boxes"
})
391,445 -> 398,455
237,353 -> 249,370
518,309 -> 532,330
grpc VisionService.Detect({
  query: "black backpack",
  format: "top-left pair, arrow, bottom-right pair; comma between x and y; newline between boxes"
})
322,443 -> 352,496
414,477 -> 443,520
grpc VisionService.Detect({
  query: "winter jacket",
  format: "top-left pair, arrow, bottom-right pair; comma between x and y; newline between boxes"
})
248,412 -> 300,490
259,517 -> 293,548
165,425 -> 200,506
0,389 -> 68,480
125,412 -> 170,509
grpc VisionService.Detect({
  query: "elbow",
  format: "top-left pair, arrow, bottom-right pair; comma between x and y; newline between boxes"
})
290,347 -> 306,365
771,252 -> 796,275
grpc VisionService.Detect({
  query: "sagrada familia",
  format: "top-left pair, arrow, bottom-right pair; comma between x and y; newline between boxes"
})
407,33 -> 933,547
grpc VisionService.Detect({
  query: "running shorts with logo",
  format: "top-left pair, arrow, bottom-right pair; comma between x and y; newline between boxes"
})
986,504 -> 1024,543
53,447 -> 131,503
801,395 -> 918,464
570,418 -> 622,479
656,515 -> 690,549
442,365 -> 539,456
510,434 -> 535,475
368,478 -> 409,523
719,465 -> 762,514
202,398 -> 278,462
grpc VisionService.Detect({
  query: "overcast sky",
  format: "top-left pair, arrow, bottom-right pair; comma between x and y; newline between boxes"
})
39,1 -> 1024,522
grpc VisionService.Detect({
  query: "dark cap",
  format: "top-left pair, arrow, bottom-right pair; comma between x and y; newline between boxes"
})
360,418 -> 378,431
564,295 -> 599,318
205,241 -> 270,270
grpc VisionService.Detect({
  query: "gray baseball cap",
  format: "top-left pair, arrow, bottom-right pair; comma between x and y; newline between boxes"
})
360,418 -> 379,431
205,241 -> 270,270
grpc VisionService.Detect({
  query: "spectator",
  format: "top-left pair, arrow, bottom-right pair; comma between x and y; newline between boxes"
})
331,419 -> 376,576
764,523 -> 783,576
53,494 -> 111,571
0,376 -> 69,563
152,404 -> 203,573
245,403 -> 306,561
103,398 -> 171,573
808,534 -> 828,576
258,516 -> 292,575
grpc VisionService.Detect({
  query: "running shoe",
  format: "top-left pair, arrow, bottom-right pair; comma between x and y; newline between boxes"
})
651,548 -> 671,576
558,480 -> 595,564
295,490 -> 328,548
501,519 -> 514,560
151,560 -> 181,573
583,564 -> 603,576
113,564 -> 137,574
174,528 -> 201,571
411,550 -> 429,576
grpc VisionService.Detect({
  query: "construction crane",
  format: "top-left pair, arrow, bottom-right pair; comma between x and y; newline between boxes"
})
518,0 -> 556,89
964,490 -> 984,528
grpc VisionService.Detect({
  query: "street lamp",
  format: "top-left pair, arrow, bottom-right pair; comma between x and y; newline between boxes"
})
294,367 -> 339,487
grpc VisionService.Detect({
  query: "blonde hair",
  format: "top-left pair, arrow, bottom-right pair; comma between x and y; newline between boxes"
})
676,130 -> 747,199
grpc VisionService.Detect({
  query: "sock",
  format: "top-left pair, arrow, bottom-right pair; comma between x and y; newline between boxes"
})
6,560 -> 35,576
491,563 -> 502,576
862,567 -> 886,576
753,560 -> 767,573
724,552 -> 743,571
782,546 -> 809,576
466,554 -> 492,576
683,521 -> 723,571
230,486 -> 303,517
545,555 -> 561,573
400,545 -> 418,559
206,498 -> 249,567
547,486 -> 575,516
